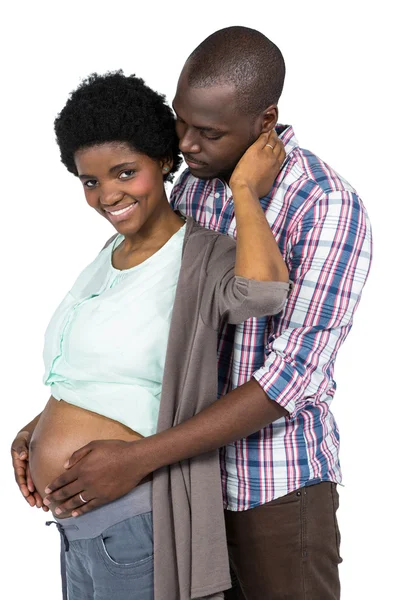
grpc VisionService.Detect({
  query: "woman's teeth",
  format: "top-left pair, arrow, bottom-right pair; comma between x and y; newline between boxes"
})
109,202 -> 136,216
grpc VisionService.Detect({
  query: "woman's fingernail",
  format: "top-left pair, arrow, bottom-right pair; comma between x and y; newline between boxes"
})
55,508 -> 62,515
19,453 -> 27,459
72,511 -> 79,517
64,461 -> 69,469
44,487 -> 51,494
43,498 -> 50,506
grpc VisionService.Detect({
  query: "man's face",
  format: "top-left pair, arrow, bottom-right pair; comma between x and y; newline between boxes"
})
173,73 -> 261,181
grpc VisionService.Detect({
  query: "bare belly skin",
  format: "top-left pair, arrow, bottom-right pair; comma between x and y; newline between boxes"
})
29,396 -> 143,517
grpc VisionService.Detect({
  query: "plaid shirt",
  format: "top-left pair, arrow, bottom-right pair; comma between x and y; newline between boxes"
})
170,125 -> 372,510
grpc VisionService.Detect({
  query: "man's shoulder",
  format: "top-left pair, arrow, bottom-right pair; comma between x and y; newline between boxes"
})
277,125 -> 358,200
278,128 -> 357,204
276,147 -> 368,231
293,148 -> 357,197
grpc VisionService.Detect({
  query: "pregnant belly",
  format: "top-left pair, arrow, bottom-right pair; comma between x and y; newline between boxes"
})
29,397 -> 143,515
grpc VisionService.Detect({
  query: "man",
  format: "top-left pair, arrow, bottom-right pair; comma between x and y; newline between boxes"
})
168,26 -> 372,599
32,26 -> 371,600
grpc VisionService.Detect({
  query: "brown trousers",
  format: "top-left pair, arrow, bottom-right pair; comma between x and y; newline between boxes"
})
224,482 -> 342,600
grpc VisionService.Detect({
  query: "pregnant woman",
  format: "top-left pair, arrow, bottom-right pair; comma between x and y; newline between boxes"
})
11,71 -> 290,600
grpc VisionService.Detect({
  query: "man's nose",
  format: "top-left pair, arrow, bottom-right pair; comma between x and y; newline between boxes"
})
178,127 -> 201,154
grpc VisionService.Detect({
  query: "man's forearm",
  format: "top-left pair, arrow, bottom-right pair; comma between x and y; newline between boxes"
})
136,379 -> 288,475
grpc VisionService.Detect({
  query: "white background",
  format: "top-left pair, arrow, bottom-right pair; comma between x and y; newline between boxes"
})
0,1 -> 398,598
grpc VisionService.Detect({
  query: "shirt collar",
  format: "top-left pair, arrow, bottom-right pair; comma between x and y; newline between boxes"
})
276,124 -> 299,157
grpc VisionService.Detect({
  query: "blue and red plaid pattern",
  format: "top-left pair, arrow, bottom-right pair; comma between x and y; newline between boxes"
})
170,125 -> 373,510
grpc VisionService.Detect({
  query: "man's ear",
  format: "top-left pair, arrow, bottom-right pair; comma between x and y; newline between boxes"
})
260,105 -> 279,133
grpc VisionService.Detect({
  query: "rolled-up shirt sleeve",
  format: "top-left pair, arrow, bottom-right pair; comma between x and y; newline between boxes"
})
253,190 -> 373,418
201,235 -> 291,329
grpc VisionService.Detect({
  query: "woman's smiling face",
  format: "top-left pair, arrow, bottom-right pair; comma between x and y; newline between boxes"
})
74,142 -> 171,237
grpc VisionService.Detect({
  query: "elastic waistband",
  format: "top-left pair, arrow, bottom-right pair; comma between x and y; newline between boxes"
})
55,481 -> 152,542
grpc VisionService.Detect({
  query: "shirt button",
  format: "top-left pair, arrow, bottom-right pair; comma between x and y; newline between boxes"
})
214,192 -> 220,198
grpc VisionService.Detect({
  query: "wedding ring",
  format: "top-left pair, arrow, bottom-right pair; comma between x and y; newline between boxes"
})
265,143 -> 275,150
79,492 -> 88,504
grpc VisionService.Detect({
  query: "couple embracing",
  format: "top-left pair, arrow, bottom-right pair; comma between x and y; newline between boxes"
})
11,26 -> 372,600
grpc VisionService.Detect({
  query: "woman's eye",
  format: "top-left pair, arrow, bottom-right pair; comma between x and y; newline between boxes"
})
84,180 -> 97,189
120,169 -> 135,179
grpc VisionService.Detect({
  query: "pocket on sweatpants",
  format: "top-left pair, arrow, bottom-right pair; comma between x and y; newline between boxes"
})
98,511 -> 153,568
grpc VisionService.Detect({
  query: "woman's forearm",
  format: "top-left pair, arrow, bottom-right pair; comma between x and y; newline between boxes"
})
232,182 -> 288,281
229,131 -> 289,282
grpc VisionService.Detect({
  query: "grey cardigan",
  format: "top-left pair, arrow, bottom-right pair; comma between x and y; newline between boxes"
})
153,217 -> 290,599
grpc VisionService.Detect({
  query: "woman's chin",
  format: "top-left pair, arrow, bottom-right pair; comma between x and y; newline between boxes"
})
109,217 -> 143,237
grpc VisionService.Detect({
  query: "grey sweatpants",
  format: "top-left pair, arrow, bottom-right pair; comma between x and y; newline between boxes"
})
47,482 -> 153,600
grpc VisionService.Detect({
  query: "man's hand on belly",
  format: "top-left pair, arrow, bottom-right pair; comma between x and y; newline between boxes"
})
42,439 -> 148,517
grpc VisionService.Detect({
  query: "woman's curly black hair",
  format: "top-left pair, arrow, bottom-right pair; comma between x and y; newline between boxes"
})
54,71 -> 182,183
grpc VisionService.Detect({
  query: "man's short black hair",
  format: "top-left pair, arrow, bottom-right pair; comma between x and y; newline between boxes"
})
185,26 -> 285,116
54,71 -> 182,182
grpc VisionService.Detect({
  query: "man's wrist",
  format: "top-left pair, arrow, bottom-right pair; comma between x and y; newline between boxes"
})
127,436 -> 162,479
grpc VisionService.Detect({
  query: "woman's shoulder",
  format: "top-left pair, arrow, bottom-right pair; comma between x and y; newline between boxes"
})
182,218 -> 236,279
101,232 -> 119,251
185,217 -> 236,250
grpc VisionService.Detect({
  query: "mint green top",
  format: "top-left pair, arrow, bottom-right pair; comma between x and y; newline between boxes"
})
43,224 -> 185,437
